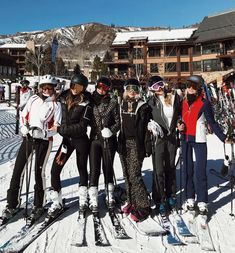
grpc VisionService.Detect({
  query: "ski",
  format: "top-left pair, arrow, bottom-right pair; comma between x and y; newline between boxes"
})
169,211 -> 195,236
158,214 -> 185,245
92,211 -> 109,246
71,209 -> 88,247
126,214 -> 166,236
169,211 -> 199,244
108,207 -> 130,239
196,215 -> 215,251
0,204 -> 70,253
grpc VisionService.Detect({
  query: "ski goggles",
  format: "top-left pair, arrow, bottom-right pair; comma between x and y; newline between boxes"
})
125,85 -> 140,93
149,81 -> 165,91
97,82 -> 110,92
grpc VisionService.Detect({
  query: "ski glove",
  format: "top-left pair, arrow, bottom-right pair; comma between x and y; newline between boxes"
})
101,127 -> 112,138
20,125 -> 29,136
147,120 -> 164,138
29,128 -> 47,139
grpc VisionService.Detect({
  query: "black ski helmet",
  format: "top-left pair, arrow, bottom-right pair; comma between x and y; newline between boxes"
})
70,73 -> 88,89
187,75 -> 204,94
20,79 -> 30,86
97,76 -> 112,87
147,75 -> 163,88
124,78 -> 140,87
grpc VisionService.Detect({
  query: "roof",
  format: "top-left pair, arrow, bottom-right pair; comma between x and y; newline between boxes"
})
112,28 -> 197,45
0,43 -> 27,49
192,9 -> 235,43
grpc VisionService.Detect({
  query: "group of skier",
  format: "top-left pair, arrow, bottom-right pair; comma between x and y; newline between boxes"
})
1,72 -> 233,226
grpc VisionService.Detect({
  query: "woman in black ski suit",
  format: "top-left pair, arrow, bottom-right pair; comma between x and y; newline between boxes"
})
88,77 -> 120,211
147,75 -> 182,214
118,78 -> 152,222
47,73 -> 92,217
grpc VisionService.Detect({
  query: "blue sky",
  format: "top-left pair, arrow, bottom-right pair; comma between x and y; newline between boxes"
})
1,0 -> 235,35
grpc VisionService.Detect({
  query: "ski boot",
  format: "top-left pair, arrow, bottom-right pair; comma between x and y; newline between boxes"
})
45,190 -> 63,222
79,186 -> 88,212
105,183 -> 115,209
26,206 -> 44,227
184,198 -> 196,222
197,202 -> 208,227
0,206 -> 18,225
167,197 -> 177,212
121,202 -> 133,215
88,186 -> 98,213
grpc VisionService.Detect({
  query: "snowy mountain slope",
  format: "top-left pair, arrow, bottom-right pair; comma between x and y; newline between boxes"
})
0,103 -> 234,253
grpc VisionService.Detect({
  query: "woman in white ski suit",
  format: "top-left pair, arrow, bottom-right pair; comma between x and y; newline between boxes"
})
2,75 -> 61,222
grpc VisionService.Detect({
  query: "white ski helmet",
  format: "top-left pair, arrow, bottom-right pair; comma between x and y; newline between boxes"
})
39,75 -> 57,87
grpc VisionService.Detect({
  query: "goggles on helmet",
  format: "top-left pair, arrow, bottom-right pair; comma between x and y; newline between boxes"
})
149,81 -> 165,91
97,82 -> 110,92
125,85 -> 140,93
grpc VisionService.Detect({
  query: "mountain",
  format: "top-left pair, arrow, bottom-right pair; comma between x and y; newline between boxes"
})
0,22 -> 163,69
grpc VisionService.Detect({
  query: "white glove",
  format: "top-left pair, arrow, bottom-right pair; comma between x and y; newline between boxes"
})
29,128 -> 47,139
147,120 -> 164,137
101,127 -> 112,138
20,125 -> 29,136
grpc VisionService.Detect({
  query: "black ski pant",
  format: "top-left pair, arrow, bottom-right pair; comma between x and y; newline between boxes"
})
152,136 -> 177,205
119,139 -> 150,210
89,137 -> 117,187
51,137 -> 90,193
7,136 -> 51,208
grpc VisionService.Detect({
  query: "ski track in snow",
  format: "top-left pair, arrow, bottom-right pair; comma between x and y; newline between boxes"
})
0,104 -> 234,253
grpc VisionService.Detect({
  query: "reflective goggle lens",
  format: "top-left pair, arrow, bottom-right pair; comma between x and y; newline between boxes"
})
126,85 -> 140,93
97,82 -> 110,91
149,81 -> 165,91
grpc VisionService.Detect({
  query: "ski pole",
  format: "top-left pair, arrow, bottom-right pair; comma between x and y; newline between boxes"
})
25,133 -> 35,221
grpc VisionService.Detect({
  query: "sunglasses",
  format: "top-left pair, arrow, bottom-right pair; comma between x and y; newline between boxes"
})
186,82 -> 198,90
70,83 -> 84,90
97,82 -> 110,92
125,85 -> 140,93
42,86 -> 54,91
149,81 -> 165,91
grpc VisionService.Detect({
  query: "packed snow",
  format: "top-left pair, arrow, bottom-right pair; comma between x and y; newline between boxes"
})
0,103 -> 234,253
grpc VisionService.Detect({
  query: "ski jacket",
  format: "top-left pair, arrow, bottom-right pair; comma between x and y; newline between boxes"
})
57,89 -> 92,139
148,92 -> 182,136
21,94 -> 62,140
181,95 -> 226,143
118,99 -> 152,160
89,92 -> 120,141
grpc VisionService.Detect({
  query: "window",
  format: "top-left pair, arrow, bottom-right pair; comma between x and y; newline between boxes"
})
165,62 -> 176,72
202,43 -> 220,54
203,59 -> 221,72
193,45 -> 201,56
181,62 -> 189,72
165,47 -> 176,56
118,49 -> 128,60
180,47 -> 189,56
133,48 -> 143,59
150,63 -> 158,73
193,61 -> 202,71
148,47 -> 161,57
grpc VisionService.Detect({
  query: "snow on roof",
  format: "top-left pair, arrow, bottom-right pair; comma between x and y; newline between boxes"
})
0,43 -> 27,49
113,28 -> 197,45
